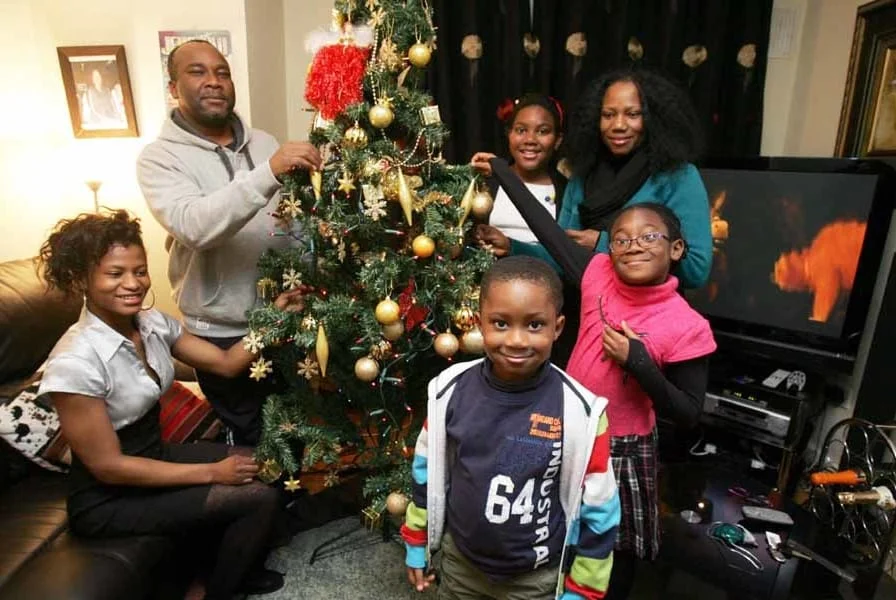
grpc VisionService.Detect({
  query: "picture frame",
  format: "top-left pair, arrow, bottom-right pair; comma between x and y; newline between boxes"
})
836,0 -> 896,157
56,45 -> 139,138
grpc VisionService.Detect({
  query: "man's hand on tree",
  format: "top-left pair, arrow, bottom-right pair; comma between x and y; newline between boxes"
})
269,142 -> 322,177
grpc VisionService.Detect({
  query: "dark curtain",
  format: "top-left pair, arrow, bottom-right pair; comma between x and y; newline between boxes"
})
429,0 -> 773,162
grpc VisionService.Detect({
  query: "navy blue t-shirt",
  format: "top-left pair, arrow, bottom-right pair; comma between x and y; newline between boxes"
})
445,361 -> 566,579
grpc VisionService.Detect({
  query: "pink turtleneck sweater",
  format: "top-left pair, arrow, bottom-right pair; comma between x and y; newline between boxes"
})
566,254 -> 717,437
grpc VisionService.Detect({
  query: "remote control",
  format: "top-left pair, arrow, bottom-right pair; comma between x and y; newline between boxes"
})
762,369 -> 791,389
742,505 -> 794,526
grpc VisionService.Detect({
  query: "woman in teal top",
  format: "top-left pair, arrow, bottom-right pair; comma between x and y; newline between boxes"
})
477,67 -> 712,289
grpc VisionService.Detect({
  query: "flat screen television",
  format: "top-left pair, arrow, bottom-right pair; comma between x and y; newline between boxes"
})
685,157 -> 896,371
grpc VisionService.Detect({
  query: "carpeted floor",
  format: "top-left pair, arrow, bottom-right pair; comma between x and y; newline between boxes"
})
251,516 -> 429,600
250,515 -> 727,600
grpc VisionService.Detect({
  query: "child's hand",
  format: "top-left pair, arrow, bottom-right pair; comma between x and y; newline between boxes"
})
601,320 -> 640,364
406,566 -> 436,592
475,224 -> 511,256
273,284 -> 313,313
470,151 -> 497,176
566,228 -> 600,250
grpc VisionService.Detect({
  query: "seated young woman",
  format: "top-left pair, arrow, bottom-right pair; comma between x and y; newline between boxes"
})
37,209 -> 305,600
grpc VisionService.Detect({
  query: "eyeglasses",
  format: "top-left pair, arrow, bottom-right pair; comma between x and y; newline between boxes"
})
609,231 -> 671,253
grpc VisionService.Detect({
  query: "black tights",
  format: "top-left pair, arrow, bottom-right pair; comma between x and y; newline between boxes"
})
71,444 -> 279,600
605,550 -> 637,600
200,481 -> 278,600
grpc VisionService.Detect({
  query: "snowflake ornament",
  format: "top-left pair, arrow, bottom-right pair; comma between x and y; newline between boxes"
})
280,197 -> 302,219
337,240 -> 347,262
363,196 -> 388,221
242,330 -> 265,354
282,268 -> 302,290
248,358 -> 273,381
279,422 -> 298,434
297,356 -> 321,380
283,476 -> 302,492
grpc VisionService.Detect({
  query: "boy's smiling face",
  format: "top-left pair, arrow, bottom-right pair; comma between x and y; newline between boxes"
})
479,279 -> 564,382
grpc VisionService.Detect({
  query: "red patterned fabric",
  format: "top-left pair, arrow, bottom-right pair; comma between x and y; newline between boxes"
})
158,382 -> 221,443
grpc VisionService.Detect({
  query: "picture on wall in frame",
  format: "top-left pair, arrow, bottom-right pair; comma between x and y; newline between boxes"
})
57,45 -> 139,138
836,0 -> 896,157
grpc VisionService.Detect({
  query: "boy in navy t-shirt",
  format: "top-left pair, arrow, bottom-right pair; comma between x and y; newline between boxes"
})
401,256 -> 620,599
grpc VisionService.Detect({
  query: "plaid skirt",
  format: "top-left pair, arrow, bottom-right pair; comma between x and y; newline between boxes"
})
611,428 -> 660,560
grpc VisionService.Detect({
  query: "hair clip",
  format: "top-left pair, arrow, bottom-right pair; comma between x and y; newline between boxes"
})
548,95 -> 564,127
496,98 -> 516,123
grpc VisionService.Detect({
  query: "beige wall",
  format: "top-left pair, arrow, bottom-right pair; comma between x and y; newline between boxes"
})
762,0 -> 867,157
0,0 -> 253,316
246,0 -> 288,142
284,0 -> 335,139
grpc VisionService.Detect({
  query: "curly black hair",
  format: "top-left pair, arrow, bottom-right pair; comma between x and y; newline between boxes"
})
39,209 -> 144,296
481,255 -> 564,312
565,67 -> 703,178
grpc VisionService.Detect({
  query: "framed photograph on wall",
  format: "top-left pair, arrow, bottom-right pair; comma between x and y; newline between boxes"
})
56,45 -> 139,138
837,0 -> 896,157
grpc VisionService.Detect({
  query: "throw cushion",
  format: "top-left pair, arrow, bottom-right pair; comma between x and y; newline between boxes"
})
0,381 -> 70,472
158,381 -> 221,443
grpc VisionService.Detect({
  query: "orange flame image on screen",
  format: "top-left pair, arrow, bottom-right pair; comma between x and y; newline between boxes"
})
772,220 -> 866,322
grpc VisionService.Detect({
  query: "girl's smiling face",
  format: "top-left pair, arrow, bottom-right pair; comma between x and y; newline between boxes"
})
609,207 -> 684,286
508,105 -> 561,181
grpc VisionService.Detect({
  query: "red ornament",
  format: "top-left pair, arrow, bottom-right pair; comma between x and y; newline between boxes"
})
305,44 -> 371,120
397,279 -> 430,330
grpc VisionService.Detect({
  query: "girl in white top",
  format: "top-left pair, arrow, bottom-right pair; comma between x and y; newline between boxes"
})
470,93 -> 565,247
37,210 -> 304,600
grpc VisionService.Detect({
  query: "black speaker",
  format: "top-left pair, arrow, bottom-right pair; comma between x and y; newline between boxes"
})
854,256 -> 896,425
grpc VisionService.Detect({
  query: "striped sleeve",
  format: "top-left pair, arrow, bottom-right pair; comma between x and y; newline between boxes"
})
563,410 -> 620,600
400,419 -> 429,569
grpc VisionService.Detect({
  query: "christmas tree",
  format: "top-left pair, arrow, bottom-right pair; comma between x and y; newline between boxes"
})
245,0 -> 495,514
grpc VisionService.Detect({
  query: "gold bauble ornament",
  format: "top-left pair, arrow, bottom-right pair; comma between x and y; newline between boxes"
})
458,178 -> 476,226
257,459 -> 283,484
471,190 -> 494,219
460,327 -> 485,355
434,332 -> 460,358
354,356 -> 380,382
375,298 -> 401,325
453,305 -> 476,331
343,122 -> 369,149
408,42 -> 432,68
412,234 -> 435,258
316,324 -> 330,377
385,491 -> 410,516
369,102 -> 394,129
382,320 -> 405,341
301,315 -> 318,331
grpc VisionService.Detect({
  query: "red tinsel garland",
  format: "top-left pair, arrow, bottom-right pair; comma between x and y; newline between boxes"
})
304,44 -> 371,120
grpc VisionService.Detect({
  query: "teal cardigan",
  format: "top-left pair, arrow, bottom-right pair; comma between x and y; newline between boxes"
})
510,163 -> 712,288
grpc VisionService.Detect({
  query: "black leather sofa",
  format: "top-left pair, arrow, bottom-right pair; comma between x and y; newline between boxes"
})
0,257 -> 186,600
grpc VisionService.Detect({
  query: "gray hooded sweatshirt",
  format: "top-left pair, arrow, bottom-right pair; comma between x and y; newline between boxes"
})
137,111 -> 294,337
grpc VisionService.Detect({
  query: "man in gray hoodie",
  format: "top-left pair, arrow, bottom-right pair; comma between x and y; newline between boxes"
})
138,40 -> 321,445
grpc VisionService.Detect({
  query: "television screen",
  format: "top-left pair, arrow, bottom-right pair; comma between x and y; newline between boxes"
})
685,165 -> 888,357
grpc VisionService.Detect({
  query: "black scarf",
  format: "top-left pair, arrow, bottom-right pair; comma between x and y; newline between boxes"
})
578,150 -> 650,231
